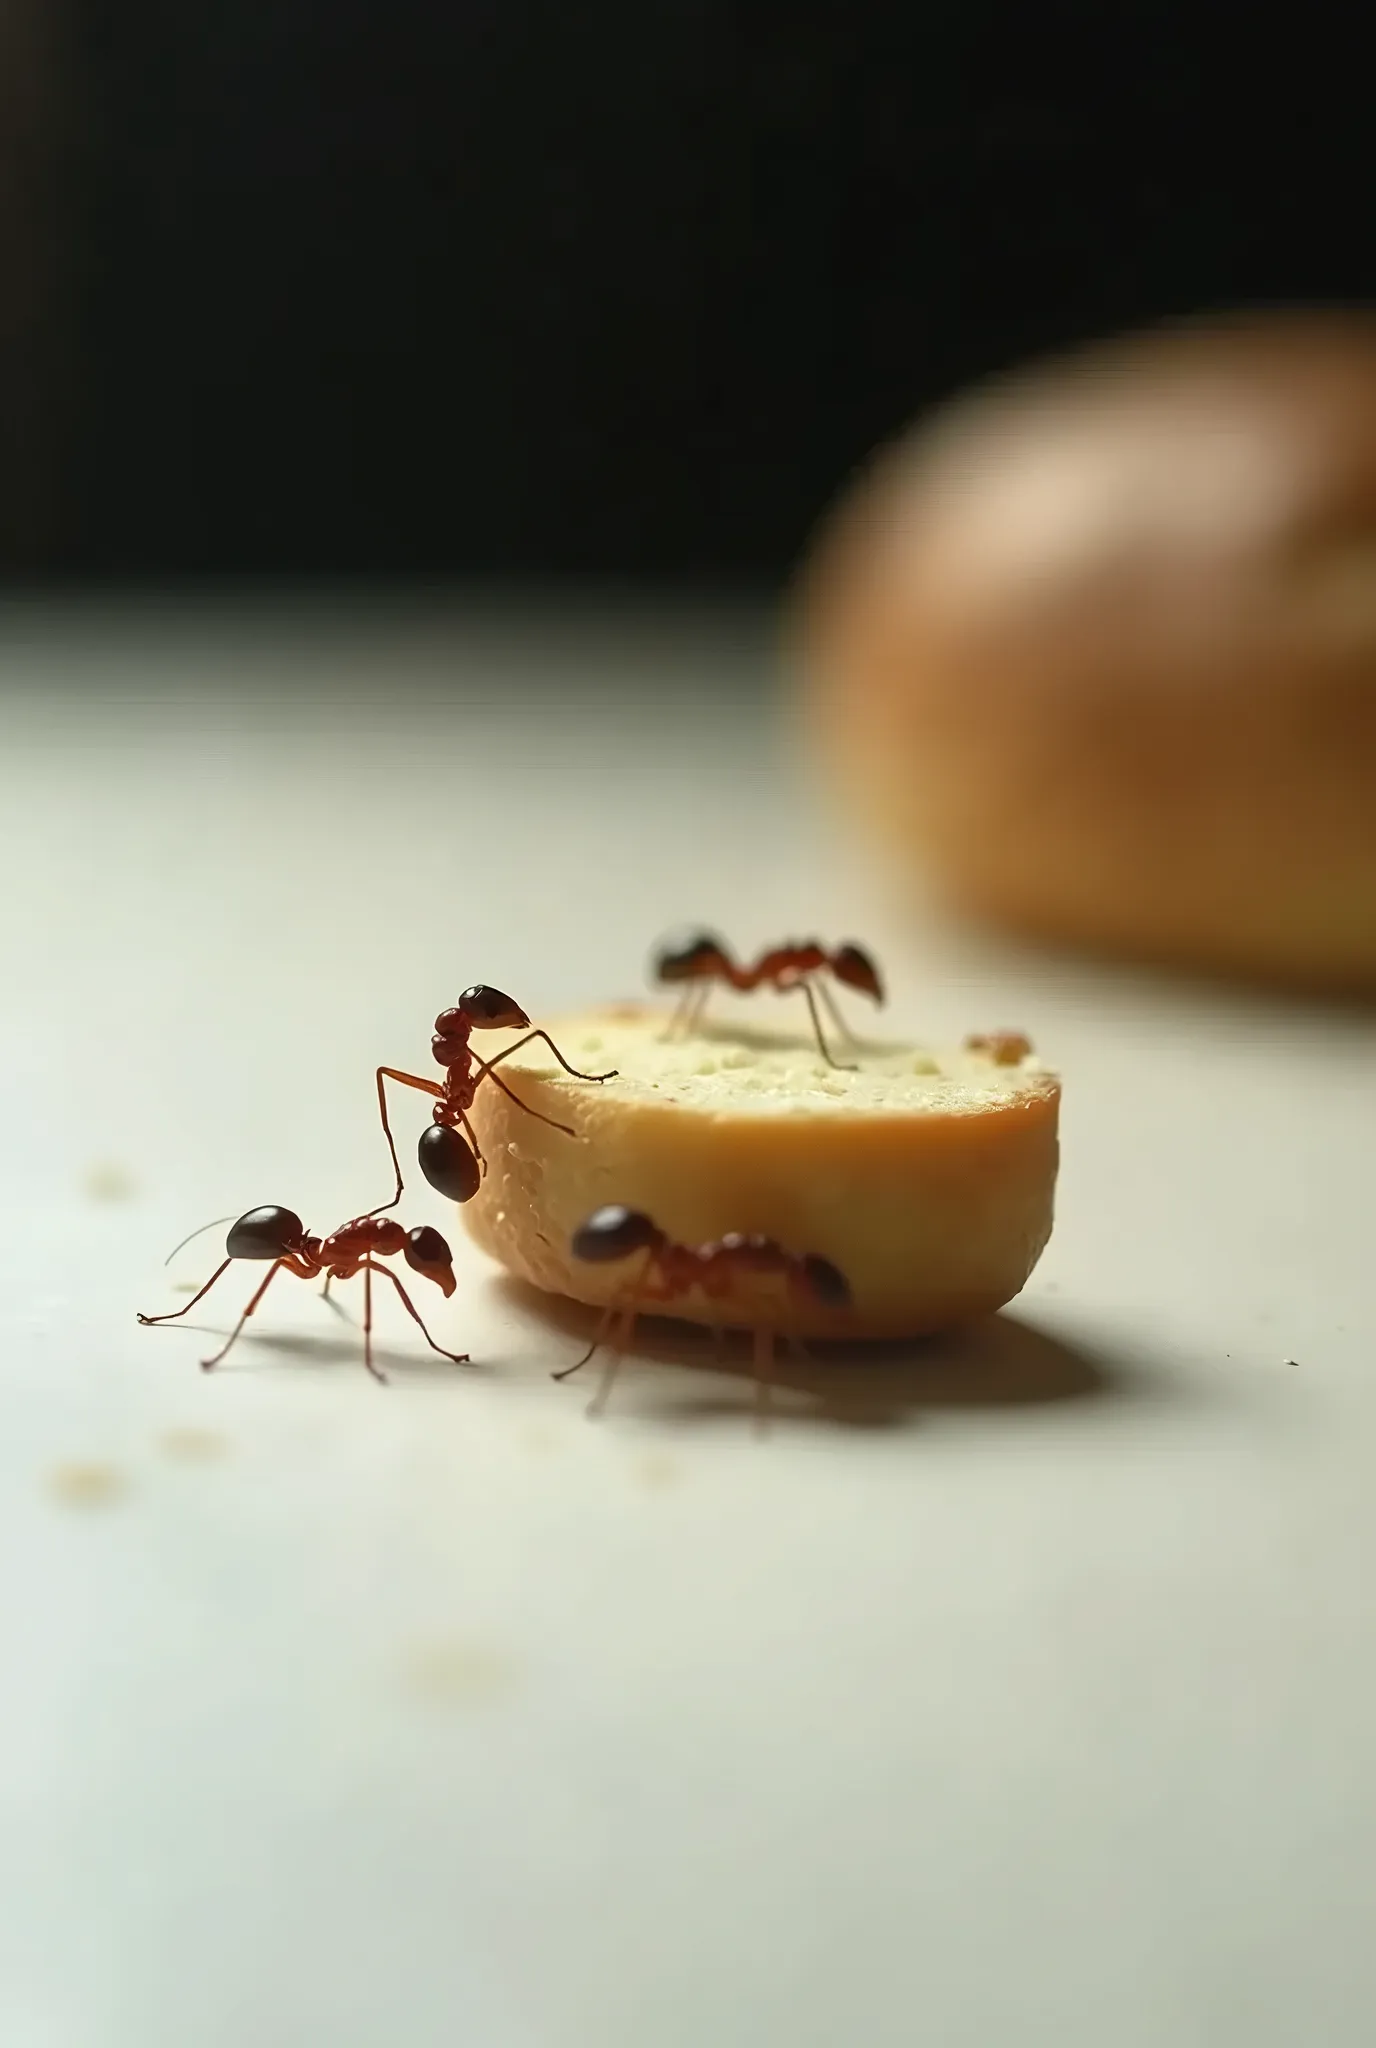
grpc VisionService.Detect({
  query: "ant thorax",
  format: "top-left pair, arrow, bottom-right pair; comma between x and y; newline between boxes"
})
432,1035 -> 478,1109
755,942 -> 827,985
657,1237 -> 789,1300
324,1216 -> 406,1260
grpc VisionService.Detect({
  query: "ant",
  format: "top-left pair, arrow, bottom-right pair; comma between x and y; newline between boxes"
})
552,1204 -> 851,1425
964,1031 -> 1033,1066
137,1206 -> 467,1383
651,931 -> 884,1069
372,985 -> 617,1211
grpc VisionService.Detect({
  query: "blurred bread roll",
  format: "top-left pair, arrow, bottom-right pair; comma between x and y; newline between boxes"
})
797,311 -> 1376,988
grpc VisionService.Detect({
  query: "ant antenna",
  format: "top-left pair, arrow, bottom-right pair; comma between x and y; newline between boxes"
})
162,1215 -> 236,1267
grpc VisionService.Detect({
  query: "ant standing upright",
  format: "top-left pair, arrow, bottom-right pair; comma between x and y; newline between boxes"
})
138,1206 -> 467,1382
651,932 -> 885,1069
553,1204 -> 852,1425
372,985 -> 617,1210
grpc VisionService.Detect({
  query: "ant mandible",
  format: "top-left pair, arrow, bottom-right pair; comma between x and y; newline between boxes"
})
372,985 -> 617,1211
552,1204 -> 852,1424
650,931 -> 885,1070
137,1206 -> 467,1382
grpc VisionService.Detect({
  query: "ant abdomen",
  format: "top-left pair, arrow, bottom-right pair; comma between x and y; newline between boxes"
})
226,1206 -> 305,1260
800,1253 -> 851,1307
418,1123 -> 482,1203
404,1224 -> 458,1296
830,944 -> 884,1003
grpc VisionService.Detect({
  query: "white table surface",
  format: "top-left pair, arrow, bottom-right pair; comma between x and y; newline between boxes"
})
2,596 -> 1374,2047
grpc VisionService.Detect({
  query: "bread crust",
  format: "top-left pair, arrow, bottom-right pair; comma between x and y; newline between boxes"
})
460,1005 -> 1060,1339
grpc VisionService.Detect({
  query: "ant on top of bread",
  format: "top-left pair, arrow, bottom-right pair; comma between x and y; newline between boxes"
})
371,985 -> 617,1213
964,1030 -> 1034,1066
553,1203 -> 851,1424
650,931 -> 885,1069
138,1206 -> 467,1382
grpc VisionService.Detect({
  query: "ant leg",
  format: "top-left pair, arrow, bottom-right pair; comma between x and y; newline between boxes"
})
587,1309 -> 638,1420
480,1067 -> 577,1139
659,987 -> 691,1041
552,1301 -> 617,1382
475,1030 -> 616,1086
752,1326 -> 777,1437
816,979 -> 861,1050
369,1067 -> 444,1216
200,1260 -> 287,1372
320,1272 -> 351,1324
138,1259 -> 233,1327
585,1250 -> 661,1417
459,1110 -> 487,1179
684,983 -> 712,1037
661,985 -> 709,1041
797,980 -> 856,1071
365,1260 -> 470,1366
553,1250 -> 655,1393
360,1258 -> 386,1384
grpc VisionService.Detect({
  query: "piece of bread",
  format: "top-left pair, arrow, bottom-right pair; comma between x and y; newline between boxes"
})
460,1004 -> 1060,1339
794,310 -> 1376,990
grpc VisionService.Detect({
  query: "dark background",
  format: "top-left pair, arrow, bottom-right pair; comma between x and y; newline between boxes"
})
3,2 -> 1374,581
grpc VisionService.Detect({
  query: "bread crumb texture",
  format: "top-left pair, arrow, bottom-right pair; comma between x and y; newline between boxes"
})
462,1005 -> 1060,1339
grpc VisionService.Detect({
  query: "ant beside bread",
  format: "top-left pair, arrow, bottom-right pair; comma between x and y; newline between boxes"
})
138,1204 -> 467,1382
555,1204 -> 853,1425
139,937 -> 1058,1410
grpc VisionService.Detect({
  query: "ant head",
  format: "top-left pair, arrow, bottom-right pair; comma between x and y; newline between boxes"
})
454,985 -> 530,1032
571,1206 -> 661,1263
798,1253 -> 851,1309
226,1206 -> 306,1261
831,943 -> 884,1004
404,1224 -> 457,1298
651,929 -> 727,984
418,1124 -> 483,1204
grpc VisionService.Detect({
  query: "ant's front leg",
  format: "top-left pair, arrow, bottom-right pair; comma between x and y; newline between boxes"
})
660,985 -> 709,1041
459,1110 -> 486,1178
552,1251 -> 656,1413
815,979 -> 862,1050
473,1032 -> 618,1142
198,1253 -> 307,1368
368,1066 -> 444,1215
475,1030 -> 617,1087
790,980 -> 857,1072
137,1259 -> 234,1326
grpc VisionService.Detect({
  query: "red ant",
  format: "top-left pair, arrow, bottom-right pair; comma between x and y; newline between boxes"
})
964,1030 -> 1034,1066
137,1206 -> 467,1382
372,985 -> 616,1211
553,1204 -> 851,1423
651,931 -> 884,1069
